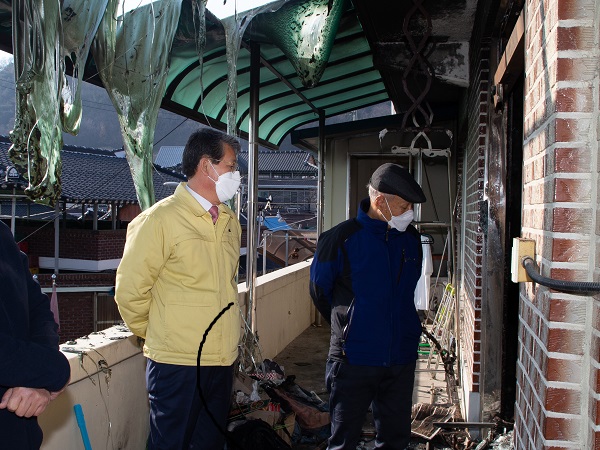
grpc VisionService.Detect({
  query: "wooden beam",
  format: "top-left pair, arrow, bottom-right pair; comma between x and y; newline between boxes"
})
493,13 -> 525,107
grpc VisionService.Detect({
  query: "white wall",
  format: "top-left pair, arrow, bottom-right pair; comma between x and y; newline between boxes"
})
323,133 -> 455,232
238,261 -> 314,360
255,261 -> 314,359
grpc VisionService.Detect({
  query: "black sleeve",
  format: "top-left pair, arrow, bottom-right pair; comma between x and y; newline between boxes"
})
0,222 -> 70,392
309,231 -> 338,324
309,220 -> 361,324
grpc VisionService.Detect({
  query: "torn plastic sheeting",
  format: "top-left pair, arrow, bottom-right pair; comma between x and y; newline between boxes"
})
91,0 -> 183,210
10,0 -> 182,210
251,0 -> 347,88
10,0 -> 65,205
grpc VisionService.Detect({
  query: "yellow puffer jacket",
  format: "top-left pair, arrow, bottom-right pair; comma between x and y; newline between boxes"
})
115,183 -> 242,366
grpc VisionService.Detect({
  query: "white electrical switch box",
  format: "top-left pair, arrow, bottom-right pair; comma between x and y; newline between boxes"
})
511,238 -> 536,283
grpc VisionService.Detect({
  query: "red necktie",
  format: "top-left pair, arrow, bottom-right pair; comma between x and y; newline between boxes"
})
209,205 -> 219,224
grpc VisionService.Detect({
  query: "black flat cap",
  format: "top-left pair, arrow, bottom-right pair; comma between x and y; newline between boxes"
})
369,163 -> 426,203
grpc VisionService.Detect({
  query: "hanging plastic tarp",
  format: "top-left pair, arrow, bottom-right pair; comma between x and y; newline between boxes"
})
10,0 -> 110,205
10,0 -> 67,205
252,0 -> 346,88
263,216 -> 291,231
9,0 -> 182,210
92,0 -> 183,210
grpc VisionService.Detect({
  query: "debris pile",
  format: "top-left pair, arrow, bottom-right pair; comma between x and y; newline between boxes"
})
229,360 -> 330,448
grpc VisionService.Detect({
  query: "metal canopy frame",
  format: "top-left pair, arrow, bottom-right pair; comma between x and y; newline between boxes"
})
161,6 -> 388,148
244,40 -> 325,336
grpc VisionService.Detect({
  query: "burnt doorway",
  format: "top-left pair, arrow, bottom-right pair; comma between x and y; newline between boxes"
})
481,71 -> 524,423
501,74 -> 523,421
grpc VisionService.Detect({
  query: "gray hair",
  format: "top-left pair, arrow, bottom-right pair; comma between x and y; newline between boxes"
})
368,184 -> 392,201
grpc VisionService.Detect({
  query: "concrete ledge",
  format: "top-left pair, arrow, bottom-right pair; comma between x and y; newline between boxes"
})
40,326 -> 148,450
38,257 -> 121,272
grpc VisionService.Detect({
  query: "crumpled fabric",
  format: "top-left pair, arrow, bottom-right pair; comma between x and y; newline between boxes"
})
251,0 -> 346,88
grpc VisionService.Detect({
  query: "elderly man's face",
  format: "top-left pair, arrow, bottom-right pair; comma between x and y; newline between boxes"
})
378,194 -> 412,218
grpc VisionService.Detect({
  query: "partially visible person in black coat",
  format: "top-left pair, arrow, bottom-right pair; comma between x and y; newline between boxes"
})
0,220 -> 70,449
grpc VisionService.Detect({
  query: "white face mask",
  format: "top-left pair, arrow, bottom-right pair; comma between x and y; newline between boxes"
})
383,197 -> 414,232
209,163 -> 241,202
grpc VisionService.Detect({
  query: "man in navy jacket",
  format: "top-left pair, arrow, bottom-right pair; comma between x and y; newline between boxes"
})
310,163 -> 426,450
0,220 -> 70,449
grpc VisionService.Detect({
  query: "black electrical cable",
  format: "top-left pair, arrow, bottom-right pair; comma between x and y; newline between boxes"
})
196,301 -> 245,450
522,257 -> 600,295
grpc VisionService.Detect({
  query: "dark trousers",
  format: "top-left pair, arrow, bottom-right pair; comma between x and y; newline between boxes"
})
146,360 -> 234,450
0,409 -> 42,450
325,359 -> 416,450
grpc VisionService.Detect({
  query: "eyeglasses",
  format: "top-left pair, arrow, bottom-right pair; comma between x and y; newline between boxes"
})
211,159 -> 239,173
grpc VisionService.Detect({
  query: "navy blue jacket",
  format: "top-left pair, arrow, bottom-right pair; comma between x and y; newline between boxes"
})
310,199 -> 423,366
0,220 -> 70,449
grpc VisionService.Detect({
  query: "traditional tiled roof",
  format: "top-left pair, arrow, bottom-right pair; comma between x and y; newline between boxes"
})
0,136 -> 185,205
154,146 -> 184,169
255,178 -> 317,188
238,150 -> 316,174
155,145 -> 317,176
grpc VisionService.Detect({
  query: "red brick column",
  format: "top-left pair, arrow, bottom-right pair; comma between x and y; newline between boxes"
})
516,0 -> 600,448
37,273 -> 115,343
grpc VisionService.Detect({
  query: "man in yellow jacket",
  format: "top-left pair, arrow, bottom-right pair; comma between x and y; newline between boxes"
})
115,128 -> 242,450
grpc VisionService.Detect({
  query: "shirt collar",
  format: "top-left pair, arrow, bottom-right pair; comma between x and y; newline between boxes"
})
185,184 -> 216,212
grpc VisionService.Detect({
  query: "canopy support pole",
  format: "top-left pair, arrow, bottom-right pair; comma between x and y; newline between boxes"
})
317,111 -> 325,237
10,187 -> 16,235
246,41 -> 260,335
54,201 -> 60,275
314,111 -> 326,326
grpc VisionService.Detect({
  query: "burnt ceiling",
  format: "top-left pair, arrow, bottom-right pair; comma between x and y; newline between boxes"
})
352,0 -> 479,123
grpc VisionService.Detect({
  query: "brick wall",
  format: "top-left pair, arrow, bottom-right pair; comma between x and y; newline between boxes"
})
37,273 -> 116,343
460,43 -> 489,403
53,292 -> 95,343
515,0 -> 600,448
17,226 -> 126,261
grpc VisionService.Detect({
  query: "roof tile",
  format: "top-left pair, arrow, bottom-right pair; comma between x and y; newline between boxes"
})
0,136 -> 184,204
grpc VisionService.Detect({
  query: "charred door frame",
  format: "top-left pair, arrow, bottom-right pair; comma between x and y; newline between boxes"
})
481,10 -> 524,422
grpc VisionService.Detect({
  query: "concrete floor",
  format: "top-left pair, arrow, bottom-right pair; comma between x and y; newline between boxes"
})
272,323 -> 462,449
